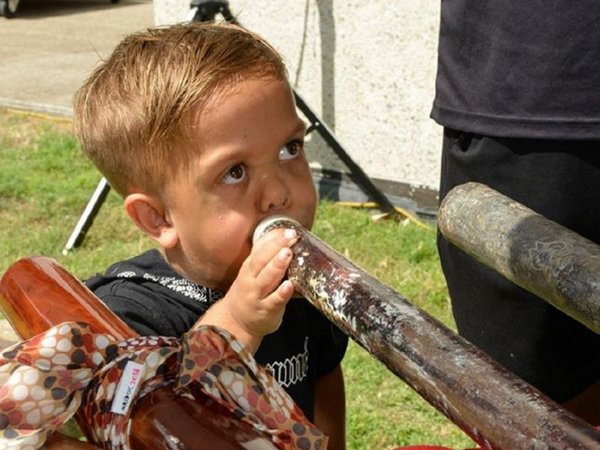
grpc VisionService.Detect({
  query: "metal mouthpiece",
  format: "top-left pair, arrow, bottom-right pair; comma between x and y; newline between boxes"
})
252,215 -> 302,244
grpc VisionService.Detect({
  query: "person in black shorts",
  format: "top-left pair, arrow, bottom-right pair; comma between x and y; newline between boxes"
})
74,22 -> 348,449
432,1 -> 600,424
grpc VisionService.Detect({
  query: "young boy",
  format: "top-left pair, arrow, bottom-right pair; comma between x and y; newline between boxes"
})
74,22 -> 348,449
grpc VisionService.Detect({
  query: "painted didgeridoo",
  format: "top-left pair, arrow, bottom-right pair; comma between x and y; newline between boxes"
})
253,216 -> 600,450
438,182 -> 600,333
0,256 -> 276,450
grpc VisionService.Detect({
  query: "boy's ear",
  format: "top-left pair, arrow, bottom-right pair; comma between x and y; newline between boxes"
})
124,193 -> 178,249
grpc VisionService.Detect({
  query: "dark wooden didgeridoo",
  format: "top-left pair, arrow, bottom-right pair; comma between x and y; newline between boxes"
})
0,256 -> 276,450
254,215 -> 600,450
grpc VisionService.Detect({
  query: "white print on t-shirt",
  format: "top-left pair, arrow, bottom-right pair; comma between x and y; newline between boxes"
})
265,337 -> 309,388
115,270 -> 222,304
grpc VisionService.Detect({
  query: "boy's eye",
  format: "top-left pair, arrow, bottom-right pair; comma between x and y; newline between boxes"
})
279,140 -> 303,161
222,164 -> 247,184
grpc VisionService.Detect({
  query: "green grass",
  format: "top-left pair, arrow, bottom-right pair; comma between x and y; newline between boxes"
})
0,107 -> 475,449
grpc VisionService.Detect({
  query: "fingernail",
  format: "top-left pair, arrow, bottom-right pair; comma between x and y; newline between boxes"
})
278,248 -> 292,261
281,279 -> 294,295
284,229 -> 297,239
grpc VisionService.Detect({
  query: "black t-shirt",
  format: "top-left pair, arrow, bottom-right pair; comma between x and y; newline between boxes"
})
85,249 -> 348,419
432,1 -> 600,139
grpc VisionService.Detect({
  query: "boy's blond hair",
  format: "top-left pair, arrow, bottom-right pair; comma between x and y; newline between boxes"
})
74,22 -> 287,196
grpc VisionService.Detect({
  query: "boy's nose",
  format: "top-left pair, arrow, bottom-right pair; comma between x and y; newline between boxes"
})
258,173 -> 291,213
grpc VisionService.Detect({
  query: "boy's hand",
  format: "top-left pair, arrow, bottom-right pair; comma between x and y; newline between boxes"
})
196,228 -> 298,353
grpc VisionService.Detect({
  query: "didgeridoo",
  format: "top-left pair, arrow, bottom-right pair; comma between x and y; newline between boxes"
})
437,182 -> 600,333
0,256 -> 276,450
254,215 -> 600,450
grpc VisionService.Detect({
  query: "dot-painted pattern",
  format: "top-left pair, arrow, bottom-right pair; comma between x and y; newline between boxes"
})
0,322 -> 326,450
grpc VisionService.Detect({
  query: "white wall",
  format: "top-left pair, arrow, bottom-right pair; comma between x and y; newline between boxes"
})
154,1 -> 441,192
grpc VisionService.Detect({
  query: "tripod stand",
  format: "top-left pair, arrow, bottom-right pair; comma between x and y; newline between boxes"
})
63,0 -> 397,254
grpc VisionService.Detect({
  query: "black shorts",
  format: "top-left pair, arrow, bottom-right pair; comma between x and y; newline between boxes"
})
437,128 -> 600,402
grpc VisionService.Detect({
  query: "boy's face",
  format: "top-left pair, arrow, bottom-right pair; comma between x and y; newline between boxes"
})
162,77 -> 317,291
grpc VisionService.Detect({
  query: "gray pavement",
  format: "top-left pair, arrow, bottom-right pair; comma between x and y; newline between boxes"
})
0,0 -> 154,115
0,0 -> 154,348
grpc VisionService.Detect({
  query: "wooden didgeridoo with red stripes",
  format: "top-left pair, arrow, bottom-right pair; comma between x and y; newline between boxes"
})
254,215 -> 600,450
0,256 -> 276,450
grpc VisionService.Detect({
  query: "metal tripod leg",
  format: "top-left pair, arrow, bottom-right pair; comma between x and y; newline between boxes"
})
293,92 -> 397,215
62,177 -> 111,255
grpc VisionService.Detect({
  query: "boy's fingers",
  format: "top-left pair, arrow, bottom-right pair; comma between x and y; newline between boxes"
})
263,279 -> 295,311
247,228 -> 298,274
280,279 -> 295,297
254,246 -> 293,292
